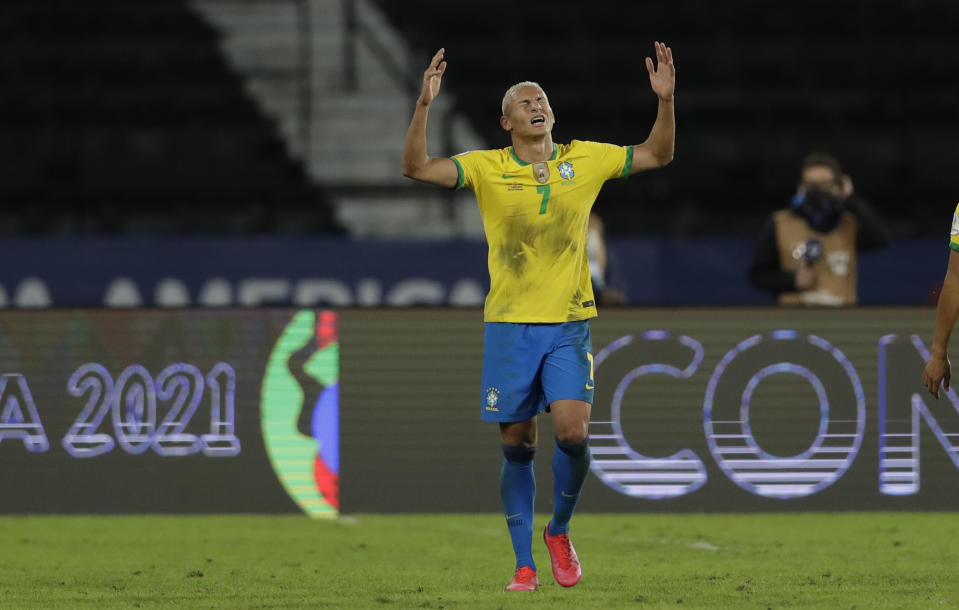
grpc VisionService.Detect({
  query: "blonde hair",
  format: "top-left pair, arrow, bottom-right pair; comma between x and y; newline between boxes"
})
501,81 -> 544,115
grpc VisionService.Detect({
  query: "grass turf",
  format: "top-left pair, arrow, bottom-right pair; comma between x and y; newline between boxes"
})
0,513 -> 957,609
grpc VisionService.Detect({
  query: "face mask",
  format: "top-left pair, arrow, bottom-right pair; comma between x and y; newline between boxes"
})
790,189 -> 844,233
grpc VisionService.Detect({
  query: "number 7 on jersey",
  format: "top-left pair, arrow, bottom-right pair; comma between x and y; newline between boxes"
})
536,185 -> 551,214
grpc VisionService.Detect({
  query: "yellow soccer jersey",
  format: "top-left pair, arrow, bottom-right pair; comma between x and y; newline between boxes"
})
951,202 -> 959,252
451,140 -> 632,323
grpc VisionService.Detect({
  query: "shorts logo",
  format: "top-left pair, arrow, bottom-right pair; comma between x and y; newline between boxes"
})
558,161 -> 574,180
485,387 -> 500,411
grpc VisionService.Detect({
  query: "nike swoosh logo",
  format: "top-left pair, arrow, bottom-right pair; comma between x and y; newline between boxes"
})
586,383 -> 594,390
506,513 -> 522,520
561,491 -> 578,499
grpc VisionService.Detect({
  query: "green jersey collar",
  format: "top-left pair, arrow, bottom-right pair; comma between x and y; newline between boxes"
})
509,143 -> 558,166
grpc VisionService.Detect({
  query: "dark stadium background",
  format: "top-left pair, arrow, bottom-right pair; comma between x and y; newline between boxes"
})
3,0 -> 955,239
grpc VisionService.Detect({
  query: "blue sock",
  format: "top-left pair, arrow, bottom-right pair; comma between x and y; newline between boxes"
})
500,444 -> 536,570
549,437 -> 590,536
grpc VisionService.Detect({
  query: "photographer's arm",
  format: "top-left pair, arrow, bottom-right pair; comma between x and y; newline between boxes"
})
845,194 -> 890,250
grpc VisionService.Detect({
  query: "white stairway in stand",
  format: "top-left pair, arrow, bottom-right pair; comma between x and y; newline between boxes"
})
192,0 -> 485,237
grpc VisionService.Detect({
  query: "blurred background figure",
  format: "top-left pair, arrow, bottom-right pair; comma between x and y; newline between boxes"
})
588,213 -> 626,306
748,152 -> 889,306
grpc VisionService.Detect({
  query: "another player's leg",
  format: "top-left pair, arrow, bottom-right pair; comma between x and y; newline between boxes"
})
500,419 -> 539,591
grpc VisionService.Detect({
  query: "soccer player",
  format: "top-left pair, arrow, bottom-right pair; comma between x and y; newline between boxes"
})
923,203 -> 959,398
401,43 -> 676,591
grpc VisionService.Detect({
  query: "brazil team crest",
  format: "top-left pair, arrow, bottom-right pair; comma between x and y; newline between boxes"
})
558,161 -> 574,180
485,387 -> 500,411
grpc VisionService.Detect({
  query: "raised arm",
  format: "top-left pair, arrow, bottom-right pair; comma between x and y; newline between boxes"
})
401,48 -> 459,188
630,41 -> 675,174
924,249 -> 959,398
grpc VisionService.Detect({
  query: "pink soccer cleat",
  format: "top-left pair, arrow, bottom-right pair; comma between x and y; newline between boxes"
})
505,566 -> 539,591
543,521 -> 582,587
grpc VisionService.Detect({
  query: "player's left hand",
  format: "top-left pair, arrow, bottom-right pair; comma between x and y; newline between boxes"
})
646,41 -> 675,101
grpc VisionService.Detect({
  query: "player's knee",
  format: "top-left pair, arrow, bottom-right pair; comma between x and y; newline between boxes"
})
499,420 -> 537,447
555,422 -> 588,445
502,432 -> 537,447
555,435 -> 590,459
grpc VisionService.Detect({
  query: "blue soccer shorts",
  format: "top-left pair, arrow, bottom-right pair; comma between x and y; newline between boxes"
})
480,320 -> 595,422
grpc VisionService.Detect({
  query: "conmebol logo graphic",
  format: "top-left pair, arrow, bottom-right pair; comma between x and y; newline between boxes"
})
261,310 -> 339,517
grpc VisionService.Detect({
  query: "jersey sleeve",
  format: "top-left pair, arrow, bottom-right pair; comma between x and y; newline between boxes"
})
950,202 -> 959,252
579,141 -> 631,181
449,150 -> 483,191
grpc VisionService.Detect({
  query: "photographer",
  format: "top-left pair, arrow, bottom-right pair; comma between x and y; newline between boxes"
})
748,152 -> 889,306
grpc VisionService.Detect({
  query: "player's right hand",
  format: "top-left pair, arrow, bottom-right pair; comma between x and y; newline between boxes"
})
418,48 -> 447,107
923,355 -> 951,399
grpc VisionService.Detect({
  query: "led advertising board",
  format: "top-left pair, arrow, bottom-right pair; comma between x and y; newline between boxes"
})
0,308 -> 954,514
339,308 -> 959,512
0,310 -> 338,517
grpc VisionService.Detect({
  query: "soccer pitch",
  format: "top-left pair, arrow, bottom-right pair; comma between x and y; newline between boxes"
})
1,513 -> 957,609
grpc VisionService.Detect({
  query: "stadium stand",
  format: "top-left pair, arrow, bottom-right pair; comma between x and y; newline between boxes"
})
195,0 -> 486,237
0,0 -> 341,234
2,0 -> 956,238
374,0 -> 959,237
